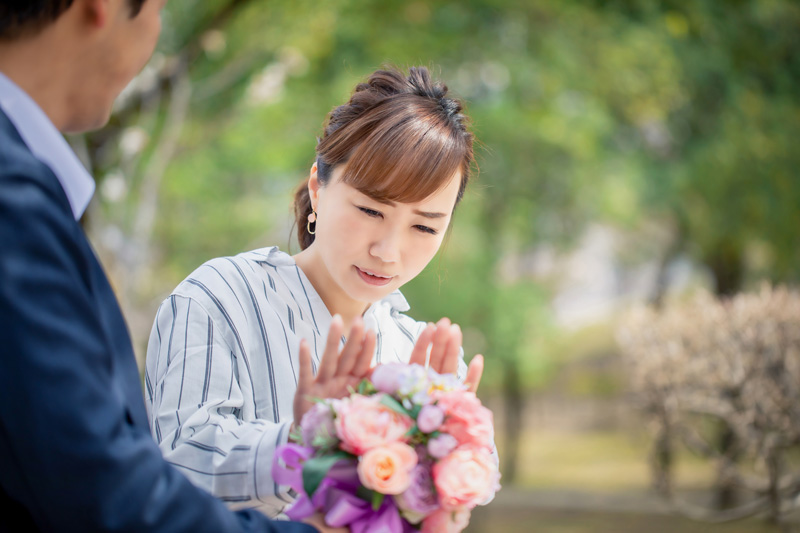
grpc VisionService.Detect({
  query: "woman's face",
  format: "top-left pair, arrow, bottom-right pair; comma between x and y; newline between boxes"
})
308,164 -> 462,308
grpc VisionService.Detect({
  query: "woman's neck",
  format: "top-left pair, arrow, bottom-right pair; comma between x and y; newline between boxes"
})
293,247 -> 369,332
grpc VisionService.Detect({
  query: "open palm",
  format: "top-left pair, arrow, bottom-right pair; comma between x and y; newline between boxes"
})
294,315 -> 376,426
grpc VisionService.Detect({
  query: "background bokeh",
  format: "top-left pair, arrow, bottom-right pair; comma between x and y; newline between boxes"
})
75,0 -> 800,530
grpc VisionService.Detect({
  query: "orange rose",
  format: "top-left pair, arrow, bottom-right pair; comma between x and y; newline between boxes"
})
357,442 -> 418,495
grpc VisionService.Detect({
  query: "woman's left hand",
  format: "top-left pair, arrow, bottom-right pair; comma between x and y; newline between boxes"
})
409,317 -> 484,393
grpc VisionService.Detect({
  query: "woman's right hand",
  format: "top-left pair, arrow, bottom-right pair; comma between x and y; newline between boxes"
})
294,315 -> 376,426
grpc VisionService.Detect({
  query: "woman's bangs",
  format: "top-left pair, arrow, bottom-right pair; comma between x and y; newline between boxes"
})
340,106 -> 466,205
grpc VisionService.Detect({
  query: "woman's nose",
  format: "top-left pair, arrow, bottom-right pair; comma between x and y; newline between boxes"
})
369,228 -> 401,263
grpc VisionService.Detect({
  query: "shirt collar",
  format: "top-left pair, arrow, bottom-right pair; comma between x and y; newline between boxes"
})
379,290 -> 411,313
0,72 -> 95,220
250,246 -> 412,313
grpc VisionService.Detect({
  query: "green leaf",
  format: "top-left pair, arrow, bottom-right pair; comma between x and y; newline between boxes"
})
357,379 -> 376,395
379,394 -> 411,417
356,485 -> 374,502
371,490 -> 385,511
302,452 -> 351,498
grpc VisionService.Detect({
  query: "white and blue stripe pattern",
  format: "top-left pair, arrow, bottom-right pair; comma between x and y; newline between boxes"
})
144,246 -> 467,517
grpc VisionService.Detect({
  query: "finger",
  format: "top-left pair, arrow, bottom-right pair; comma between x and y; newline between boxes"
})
427,317 -> 451,371
317,315 -> 344,382
294,339 -> 313,424
440,323 -> 462,375
351,329 -> 377,377
408,324 -> 435,366
297,339 -> 313,395
465,354 -> 484,393
335,316 -> 365,377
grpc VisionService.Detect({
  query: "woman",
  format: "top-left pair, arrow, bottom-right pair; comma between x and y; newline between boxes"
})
145,66 -> 486,518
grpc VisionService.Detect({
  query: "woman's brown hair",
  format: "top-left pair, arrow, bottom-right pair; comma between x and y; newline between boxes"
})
294,66 -> 474,250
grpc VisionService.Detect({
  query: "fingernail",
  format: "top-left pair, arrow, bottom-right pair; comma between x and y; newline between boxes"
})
450,323 -> 461,334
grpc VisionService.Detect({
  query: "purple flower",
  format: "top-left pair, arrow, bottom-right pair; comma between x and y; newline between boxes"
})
416,405 -> 444,433
427,433 -> 458,459
300,401 -> 337,447
371,364 -> 405,395
395,464 -> 438,523
397,365 -> 433,403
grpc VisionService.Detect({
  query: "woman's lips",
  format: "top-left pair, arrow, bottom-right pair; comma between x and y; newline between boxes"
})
355,266 -> 394,286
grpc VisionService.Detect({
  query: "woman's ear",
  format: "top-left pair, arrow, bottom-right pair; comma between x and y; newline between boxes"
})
308,163 -> 321,210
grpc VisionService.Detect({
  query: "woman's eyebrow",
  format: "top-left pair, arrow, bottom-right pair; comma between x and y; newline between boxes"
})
363,196 -> 447,218
413,209 -> 447,219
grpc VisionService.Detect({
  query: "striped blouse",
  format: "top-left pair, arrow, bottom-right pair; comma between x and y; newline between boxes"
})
144,246 -> 467,517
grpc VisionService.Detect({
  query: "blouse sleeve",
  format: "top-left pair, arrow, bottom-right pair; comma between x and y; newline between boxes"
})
145,294 -> 294,518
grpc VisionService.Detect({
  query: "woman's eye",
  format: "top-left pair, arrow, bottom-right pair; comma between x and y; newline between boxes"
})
358,206 -> 383,218
415,225 -> 438,235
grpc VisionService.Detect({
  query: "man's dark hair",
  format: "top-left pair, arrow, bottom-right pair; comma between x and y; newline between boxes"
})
0,0 -> 146,39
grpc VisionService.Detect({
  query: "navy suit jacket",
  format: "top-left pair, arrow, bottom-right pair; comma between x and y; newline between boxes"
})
0,110 -> 316,532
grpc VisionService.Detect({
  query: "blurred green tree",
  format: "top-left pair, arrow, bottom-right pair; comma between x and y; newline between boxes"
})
79,0 -> 800,488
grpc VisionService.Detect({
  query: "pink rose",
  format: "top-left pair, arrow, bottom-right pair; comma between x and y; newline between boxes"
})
427,433 -> 458,459
421,508 -> 470,533
434,390 -> 494,450
335,394 -> 413,455
433,445 -> 500,510
357,442 -> 418,495
416,404 -> 444,433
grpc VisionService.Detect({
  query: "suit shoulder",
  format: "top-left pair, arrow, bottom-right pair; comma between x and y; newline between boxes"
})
0,122 -> 52,180
0,127 -> 71,219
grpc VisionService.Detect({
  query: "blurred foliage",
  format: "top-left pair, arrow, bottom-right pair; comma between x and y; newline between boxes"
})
87,0 -> 800,484
118,0 -> 799,367
618,286 -> 800,521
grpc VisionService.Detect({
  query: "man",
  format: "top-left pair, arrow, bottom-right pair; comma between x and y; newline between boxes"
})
0,1 -> 339,531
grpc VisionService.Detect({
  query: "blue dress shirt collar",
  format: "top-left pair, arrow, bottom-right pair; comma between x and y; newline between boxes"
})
0,72 -> 95,220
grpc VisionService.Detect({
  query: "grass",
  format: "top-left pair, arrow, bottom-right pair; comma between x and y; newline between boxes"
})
468,506 -> 782,533
469,427 -> 793,531
501,428 -> 717,492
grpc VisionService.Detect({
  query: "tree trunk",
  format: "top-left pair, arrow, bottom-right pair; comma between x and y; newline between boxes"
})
713,424 -> 739,510
650,406 -> 673,496
766,450 -> 782,524
706,239 -> 743,297
501,358 -> 524,484
706,240 -> 743,509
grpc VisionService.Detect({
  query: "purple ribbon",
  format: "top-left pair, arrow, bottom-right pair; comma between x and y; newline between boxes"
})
348,498 -> 410,533
274,445 -> 410,532
272,444 -> 313,493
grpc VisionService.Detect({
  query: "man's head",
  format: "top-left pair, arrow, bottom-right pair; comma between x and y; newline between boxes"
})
0,0 -> 164,133
0,0 -> 147,39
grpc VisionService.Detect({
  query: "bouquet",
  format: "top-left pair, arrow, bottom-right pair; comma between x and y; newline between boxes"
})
273,363 -> 500,533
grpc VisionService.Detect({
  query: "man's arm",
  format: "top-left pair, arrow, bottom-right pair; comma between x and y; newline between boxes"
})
0,170 -> 317,532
